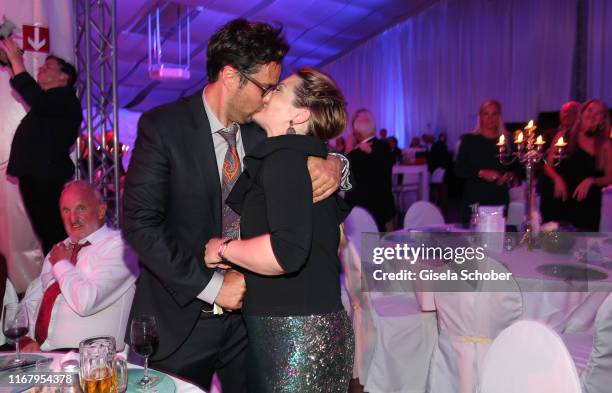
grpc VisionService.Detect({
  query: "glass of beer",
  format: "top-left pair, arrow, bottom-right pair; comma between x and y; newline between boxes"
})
79,336 -> 128,393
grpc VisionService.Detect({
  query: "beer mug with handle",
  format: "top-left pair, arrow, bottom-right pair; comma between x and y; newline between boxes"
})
79,336 -> 128,393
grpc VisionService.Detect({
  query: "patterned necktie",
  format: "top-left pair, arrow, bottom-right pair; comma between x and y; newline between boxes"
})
35,241 -> 91,345
218,123 -> 241,239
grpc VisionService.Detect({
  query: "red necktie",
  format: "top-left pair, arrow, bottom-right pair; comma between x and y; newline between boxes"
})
34,241 -> 91,345
219,123 -> 241,239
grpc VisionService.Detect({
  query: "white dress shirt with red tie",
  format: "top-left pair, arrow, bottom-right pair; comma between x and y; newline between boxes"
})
21,224 -> 139,351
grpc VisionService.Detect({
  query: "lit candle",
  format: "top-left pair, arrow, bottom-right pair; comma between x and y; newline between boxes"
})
516,132 -> 524,144
497,134 -> 505,146
525,120 -> 536,131
555,136 -> 567,147
535,135 -> 545,145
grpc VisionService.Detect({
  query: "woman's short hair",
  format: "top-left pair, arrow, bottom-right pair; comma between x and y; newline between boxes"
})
293,68 -> 347,141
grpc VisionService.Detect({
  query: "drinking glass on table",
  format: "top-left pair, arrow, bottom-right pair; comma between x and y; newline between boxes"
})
130,315 -> 160,390
79,336 -> 128,393
2,302 -> 28,364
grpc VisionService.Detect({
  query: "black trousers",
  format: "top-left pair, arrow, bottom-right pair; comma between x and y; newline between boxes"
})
152,313 -> 247,393
18,174 -> 68,255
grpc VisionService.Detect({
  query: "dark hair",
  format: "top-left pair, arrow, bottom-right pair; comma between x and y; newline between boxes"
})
293,68 -> 347,141
206,19 -> 289,83
46,55 -> 77,87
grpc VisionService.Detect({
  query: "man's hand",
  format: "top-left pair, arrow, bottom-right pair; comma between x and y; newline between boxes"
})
49,243 -> 72,265
308,156 -> 341,203
213,270 -> 246,311
0,37 -> 25,75
19,337 -> 40,352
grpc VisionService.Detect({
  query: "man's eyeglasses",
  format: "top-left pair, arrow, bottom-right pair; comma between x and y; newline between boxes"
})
239,72 -> 278,98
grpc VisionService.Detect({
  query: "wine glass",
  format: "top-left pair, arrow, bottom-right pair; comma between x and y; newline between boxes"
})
130,315 -> 160,390
2,302 -> 29,364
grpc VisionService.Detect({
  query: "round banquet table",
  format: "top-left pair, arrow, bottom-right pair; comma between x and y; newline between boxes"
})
387,227 -> 612,333
0,351 -> 205,393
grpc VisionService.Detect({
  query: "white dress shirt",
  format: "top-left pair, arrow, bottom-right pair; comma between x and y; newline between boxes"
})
197,90 -> 246,305
21,224 -> 139,351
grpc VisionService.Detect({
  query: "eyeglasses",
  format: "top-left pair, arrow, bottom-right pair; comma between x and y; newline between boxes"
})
239,72 -> 278,98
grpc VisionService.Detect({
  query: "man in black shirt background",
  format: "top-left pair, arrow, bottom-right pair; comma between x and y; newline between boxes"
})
0,37 -> 82,254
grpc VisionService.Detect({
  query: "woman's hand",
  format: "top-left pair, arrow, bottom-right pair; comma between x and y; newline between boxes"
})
496,172 -> 514,186
204,238 -> 232,269
478,169 -> 501,182
572,177 -> 594,202
553,176 -> 568,201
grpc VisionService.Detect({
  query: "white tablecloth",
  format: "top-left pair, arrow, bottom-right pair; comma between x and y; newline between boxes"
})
6,351 -> 205,393
415,233 -> 612,333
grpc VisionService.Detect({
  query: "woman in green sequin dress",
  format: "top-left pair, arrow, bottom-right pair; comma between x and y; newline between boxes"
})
204,68 -> 354,393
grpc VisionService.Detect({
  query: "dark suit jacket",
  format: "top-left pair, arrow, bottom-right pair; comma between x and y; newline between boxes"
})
344,137 -> 396,231
122,91 -> 264,360
7,72 -> 82,180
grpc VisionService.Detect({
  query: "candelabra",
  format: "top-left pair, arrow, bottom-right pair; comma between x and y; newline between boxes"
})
497,121 -> 567,248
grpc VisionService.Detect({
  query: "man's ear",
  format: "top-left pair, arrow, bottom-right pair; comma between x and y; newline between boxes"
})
97,202 -> 108,220
221,66 -> 240,90
58,72 -> 69,85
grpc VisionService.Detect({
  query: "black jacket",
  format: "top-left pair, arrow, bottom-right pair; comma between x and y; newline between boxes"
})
122,91 -> 264,360
7,72 -> 81,179
345,137 -> 396,231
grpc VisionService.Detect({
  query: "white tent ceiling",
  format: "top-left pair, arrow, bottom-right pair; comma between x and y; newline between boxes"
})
115,0 -> 436,111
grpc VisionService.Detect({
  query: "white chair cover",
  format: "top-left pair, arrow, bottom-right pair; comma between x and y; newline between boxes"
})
344,206 -> 378,256
364,292 -> 437,393
480,320 -> 582,393
0,279 -> 19,346
431,167 -> 446,184
509,184 -> 525,202
339,240 -> 377,384
428,259 -> 522,393
601,186 -> 612,232
404,200 -> 445,228
564,293 -> 612,393
506,201 -> 524,227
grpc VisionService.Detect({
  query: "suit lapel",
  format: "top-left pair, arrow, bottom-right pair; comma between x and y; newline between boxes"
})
186,92 -> 222,236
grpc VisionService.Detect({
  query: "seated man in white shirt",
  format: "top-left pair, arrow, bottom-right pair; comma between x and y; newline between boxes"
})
20,180 -> 139,351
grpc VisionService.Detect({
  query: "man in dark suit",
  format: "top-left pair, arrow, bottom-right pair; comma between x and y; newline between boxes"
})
0,37 -> 82,255
122,19 -> 345,393
345,108 -> 396,231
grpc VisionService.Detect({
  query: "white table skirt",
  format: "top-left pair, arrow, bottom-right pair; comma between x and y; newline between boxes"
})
416,236 -> 612,334
12,351 -> 205,393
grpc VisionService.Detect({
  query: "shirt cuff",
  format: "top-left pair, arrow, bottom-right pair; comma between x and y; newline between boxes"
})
51,259 -> 74,283
197,270 -> 225,304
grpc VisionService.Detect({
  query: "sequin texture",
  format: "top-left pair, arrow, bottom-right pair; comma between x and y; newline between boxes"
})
244,310 -> 354,393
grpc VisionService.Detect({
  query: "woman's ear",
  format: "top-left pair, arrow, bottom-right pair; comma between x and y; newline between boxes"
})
293,108 -> 311,126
